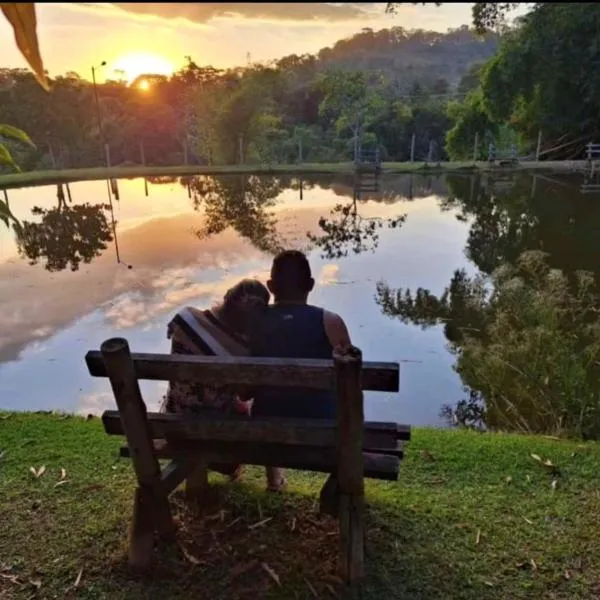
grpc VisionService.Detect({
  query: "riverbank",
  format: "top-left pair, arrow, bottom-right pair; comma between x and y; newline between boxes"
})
1,414 -> 598,599
0,160 -> 588,189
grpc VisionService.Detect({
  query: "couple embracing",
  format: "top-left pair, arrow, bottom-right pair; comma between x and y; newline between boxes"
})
161,250 -> 351,491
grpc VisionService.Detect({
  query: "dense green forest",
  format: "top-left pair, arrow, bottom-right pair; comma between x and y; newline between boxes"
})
1,3 -> 599,172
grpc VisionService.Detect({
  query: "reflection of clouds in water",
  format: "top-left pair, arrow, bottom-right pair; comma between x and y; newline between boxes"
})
318,264 -> 340,285
103,267 -> 271,330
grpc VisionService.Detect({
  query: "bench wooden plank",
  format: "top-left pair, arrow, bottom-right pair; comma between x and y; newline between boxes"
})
102,410 -> 408,448
119,441 -> 400,481
85,351 -> 399,392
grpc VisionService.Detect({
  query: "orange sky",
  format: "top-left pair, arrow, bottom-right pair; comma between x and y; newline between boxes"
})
0,2 -> 522,81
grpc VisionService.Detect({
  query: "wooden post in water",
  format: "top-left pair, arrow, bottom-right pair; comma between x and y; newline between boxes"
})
334,345 -> 365,585
410,134 -> 416,163
66,183 -> 72,204
299,178 -> 303,201
473,132 -> 479,162
104,143 -> 111,168
100,338 -> 175,571
139,140 -> 146,166
144,178 -> 149,197
535,130 -> 542,161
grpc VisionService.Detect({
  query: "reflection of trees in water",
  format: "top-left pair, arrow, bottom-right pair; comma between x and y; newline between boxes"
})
307,197 -> 406,260
15,191 -> 112,272
181,174 -> 290,254
376,173 -> 600,437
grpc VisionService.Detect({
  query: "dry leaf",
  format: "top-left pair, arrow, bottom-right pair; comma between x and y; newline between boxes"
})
530,559 -> 538,572
484,581 -> 494,587
523,516 -> 533,525
543,435 -> 561,441
551,479 -> 558,491
526,475 -> 531,483
290,517 -> 296,532
505,476 -> 512,484
0,4 -> 49,90
475,529 -> 481,545
54,480 -> 69,488
261,562 -> 281,586
516,561 -> 528,570
30,465 -> 45,478
564,569 -> 572,580
74,567 -> 83,588
543,458 -> 555,468
531,454 -> 542,463
60,468 -> 67,480
248,517 -> 272,530
230,559 -> 258,579
421,449 -> 435,461
305,578 -> 318,598
29,579 -> 42,589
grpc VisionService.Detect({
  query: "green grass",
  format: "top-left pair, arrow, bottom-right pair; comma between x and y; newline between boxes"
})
0,160 -> 586,189
1,413 -> 599,599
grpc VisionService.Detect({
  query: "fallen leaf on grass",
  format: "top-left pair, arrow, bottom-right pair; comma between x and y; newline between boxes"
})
230,559 -> 258,579
505,476 -> 512,484
30,466 -> 45,478
305,578 -> 318,598
74,567 -> 84,588
54,480 -> 69,488
522,516 -> 533,525
484,581 -> 494,587
29,579 -> 42,589
564,569 -> 572,580
530,559 -> 538,572
290,517 -> 296,532
542,435 -> 561,441
60,468 -> 67,480
248,517 -> 272,530
261,562 -> 281,587
421,449 -> 435,461
475,529 -> 481,545
516,561 -> 528,570
531,453 -> 542,462
551,479 -> 558,491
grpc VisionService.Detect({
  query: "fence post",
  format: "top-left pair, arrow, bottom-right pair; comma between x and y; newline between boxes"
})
535,130 -> 542,161
473,132 -> 479,162
410,134 -> 416,163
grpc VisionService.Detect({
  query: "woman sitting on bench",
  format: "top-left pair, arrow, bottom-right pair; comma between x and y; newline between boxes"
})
160,278 -> 270,480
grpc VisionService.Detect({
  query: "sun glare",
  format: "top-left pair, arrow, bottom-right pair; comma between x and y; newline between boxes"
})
138,79 -> 150,91
112,52 -> 174,83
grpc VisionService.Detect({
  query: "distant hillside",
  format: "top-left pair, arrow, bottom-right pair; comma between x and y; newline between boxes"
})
278,25 -> 499,93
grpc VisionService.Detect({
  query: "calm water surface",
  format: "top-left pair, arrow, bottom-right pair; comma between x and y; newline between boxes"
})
1,171 -> 593,425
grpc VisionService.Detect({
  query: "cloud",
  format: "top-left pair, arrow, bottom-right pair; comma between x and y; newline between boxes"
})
110,3 -> 377,25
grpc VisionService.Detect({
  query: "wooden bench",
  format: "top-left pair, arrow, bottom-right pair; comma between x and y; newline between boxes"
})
85,337 -> 410,585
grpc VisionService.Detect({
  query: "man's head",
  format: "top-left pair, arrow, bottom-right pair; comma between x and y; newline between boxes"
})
268,250 -> 315,303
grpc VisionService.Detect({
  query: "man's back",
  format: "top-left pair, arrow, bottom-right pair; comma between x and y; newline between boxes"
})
251,304 -> 335,419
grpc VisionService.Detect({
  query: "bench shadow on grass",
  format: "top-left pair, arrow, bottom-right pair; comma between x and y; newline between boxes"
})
99,482 -> 466,600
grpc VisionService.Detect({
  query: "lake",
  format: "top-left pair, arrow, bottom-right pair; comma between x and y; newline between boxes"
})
1,171 -> 597,425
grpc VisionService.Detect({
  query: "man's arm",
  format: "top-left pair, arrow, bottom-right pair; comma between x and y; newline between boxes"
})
323,309 -> 352,350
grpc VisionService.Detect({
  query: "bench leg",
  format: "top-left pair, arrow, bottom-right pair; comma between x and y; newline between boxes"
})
339,493 -> 365,584
186,460 -> 209,501
319,474 -> 339,518
129,487 -> 156,572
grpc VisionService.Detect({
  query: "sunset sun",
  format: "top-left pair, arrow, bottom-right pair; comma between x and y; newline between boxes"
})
112,52 -> 174,83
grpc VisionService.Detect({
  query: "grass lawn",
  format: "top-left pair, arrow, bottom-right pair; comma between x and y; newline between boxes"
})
0,160 -> 586,189
1,413 -> 599,599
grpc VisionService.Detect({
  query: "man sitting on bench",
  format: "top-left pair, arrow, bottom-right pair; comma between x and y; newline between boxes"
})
250,250 -> 352,491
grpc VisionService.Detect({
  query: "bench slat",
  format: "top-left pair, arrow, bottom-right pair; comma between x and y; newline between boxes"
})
119,441 -> 400,481
85,351 -> 399,392
102,410 -> 410,448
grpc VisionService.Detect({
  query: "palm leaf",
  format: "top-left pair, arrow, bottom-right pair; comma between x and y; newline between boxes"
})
0,124 -> 36,148
0,143 -> 21,172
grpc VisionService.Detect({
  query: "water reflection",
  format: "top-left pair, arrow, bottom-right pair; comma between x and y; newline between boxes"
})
377,172 -> 600,437
15,186 -> 112,272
